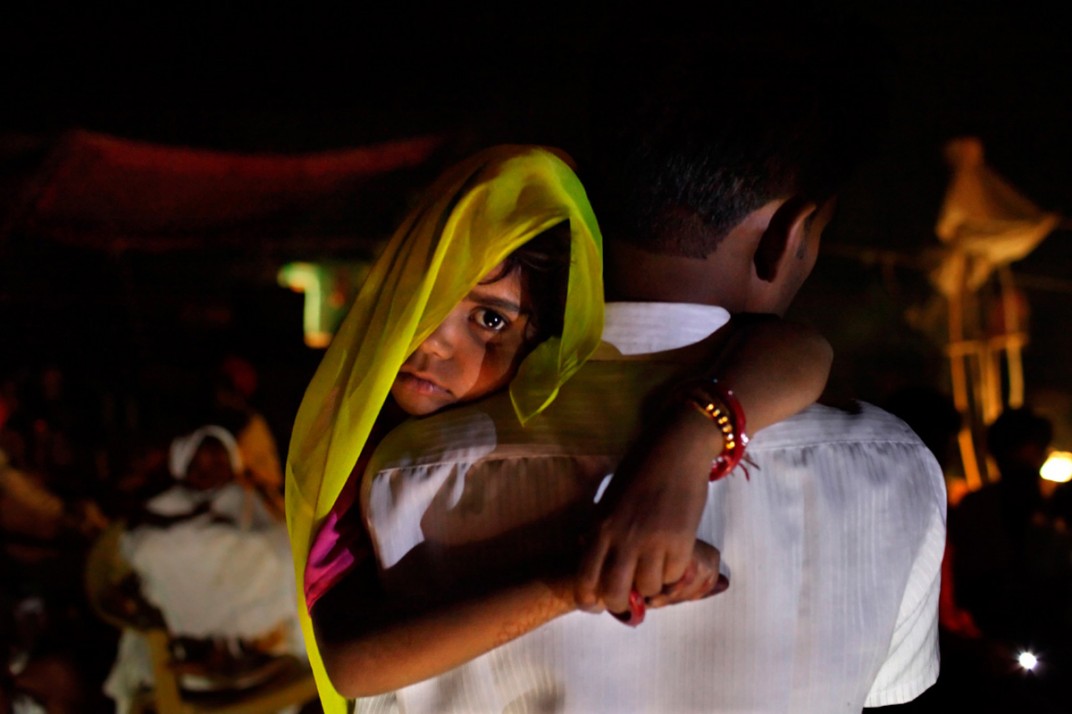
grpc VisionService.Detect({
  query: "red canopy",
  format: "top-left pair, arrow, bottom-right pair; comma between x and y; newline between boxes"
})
6,130 -> 445,254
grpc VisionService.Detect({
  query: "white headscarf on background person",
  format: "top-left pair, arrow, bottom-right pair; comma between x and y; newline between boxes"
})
167,424 -> 244,480
145,425 -> 260,523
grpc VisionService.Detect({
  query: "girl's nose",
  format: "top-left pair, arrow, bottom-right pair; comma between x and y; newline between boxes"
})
417,319 -> 456,359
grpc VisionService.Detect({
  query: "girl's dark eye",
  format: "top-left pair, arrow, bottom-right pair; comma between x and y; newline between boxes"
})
474,308 -> 508,332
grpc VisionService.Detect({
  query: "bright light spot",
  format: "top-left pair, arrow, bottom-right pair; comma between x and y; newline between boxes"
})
1041,452 -> 1072,483
278,263 -> 327,348
1017,651 -> 1038,671
305,331 -> 333,349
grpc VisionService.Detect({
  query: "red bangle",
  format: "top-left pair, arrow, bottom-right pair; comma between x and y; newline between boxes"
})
685,379 -> 750,481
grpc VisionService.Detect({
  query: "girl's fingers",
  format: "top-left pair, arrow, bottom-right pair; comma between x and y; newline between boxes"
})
576,532 -> 610,607
600,549 -> 639,614
647,565 -> 729,608
633,552 -> 667,598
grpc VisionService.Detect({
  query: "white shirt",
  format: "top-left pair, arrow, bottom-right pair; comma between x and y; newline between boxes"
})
359,302 -> 946,713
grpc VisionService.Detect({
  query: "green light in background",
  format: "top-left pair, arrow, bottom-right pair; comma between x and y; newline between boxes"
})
278,261 -> 369,348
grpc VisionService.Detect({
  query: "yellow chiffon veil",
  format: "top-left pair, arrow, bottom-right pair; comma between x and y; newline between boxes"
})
285,145 -> 604,712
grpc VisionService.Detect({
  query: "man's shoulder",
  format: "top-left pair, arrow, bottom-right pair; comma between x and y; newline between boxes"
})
370,361 -> 680,473
371,395 -> 930,476
373,411 -> 631,476
751,400 -> 926,451
751,401 -> 947,507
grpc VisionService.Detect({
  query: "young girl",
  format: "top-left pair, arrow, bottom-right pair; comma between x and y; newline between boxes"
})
286,146 -> 831,710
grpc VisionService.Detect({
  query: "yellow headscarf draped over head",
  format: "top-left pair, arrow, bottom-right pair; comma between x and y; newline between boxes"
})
285,145 -> 603,712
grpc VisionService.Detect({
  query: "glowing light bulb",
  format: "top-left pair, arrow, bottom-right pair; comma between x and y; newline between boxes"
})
1017,651 -> 1038,671
1041,452 -> 1072,483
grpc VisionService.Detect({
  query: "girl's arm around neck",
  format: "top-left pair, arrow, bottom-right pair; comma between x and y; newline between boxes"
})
576,315 -> 831,614
312,516 -> 586,698
707,314 -> 832,432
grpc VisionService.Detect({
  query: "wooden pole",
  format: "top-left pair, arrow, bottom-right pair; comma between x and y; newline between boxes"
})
947,252 -> 984,489
999,266 -> 1026,409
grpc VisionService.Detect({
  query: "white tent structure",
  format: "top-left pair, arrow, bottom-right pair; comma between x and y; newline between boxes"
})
931,137 -> 1063,487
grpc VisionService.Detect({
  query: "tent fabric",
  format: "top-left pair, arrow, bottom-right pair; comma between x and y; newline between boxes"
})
7,130 -> 444,253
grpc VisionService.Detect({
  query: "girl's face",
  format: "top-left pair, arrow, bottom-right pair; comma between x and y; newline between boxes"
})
391,263 -> 533,416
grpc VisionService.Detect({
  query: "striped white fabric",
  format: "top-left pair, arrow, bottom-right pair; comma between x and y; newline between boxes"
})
358,302 -> 946,713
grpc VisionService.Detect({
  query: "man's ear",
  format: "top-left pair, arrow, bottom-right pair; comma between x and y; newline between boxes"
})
754,196 -> 817,282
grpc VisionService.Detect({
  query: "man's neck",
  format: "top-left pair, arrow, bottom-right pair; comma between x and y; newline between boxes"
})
603,203 -> 784,312
604,241 -> 745,311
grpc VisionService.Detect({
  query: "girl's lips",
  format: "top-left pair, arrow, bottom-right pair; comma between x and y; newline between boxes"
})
396,372 -> 450,395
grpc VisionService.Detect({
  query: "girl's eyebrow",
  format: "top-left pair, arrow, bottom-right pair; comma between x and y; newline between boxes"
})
466,289 -> 524,315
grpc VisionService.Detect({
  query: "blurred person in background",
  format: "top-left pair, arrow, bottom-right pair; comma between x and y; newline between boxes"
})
2,377 -> 111,713
104,424 -> 302,713
210,355 -> 286,520
945,406 -> 1072,710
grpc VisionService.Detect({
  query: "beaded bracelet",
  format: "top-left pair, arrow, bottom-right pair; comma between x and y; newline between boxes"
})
684,378 -> 750,481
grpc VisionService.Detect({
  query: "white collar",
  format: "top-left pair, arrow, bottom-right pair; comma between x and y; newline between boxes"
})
602,302 -> 731,355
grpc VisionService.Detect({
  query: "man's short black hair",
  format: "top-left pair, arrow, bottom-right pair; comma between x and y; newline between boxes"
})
588,11 -> 891,258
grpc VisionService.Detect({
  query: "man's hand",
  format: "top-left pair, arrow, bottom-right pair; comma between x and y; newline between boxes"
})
576,403 -> 721,614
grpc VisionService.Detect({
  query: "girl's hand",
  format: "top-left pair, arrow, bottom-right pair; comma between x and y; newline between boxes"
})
646,539 -> 728,609
576,402 -> 719,614
577,316 -> 829,615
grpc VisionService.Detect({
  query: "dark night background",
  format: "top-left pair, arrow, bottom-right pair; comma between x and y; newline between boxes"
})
3,2 -> 1069,438
2,1 -> 1072,711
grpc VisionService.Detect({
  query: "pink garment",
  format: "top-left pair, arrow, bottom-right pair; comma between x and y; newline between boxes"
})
304,478 -> 370,610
